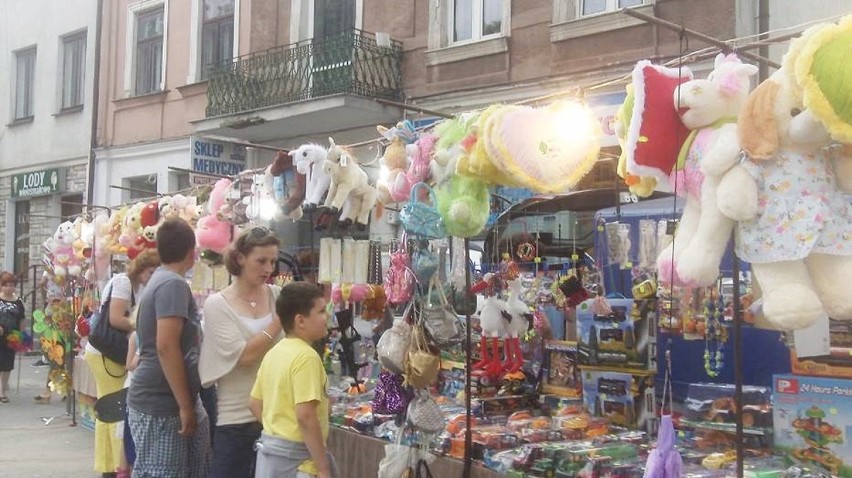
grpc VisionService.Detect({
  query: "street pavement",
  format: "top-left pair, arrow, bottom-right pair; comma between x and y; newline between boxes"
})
0,355 -> 96,477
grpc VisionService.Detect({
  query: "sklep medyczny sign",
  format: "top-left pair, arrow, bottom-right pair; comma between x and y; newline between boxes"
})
190,136 -> 247,185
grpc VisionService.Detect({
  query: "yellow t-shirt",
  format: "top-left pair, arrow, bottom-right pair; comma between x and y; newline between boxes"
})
251,337 -> 329,475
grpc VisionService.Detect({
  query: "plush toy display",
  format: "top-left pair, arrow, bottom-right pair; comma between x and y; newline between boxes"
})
52,221 -> 81,279
656,54 -> 758,287
267,149 -> 305,221
501,278 -> 533,373
431,113 -> 477,185
435,173 -> 490,238
376,121 -> 417,204
323,138 -> 379,230
614,85 -> 659,198
197,178 -> 233,255
716,26 -> 852,330
291,144 -> 331,209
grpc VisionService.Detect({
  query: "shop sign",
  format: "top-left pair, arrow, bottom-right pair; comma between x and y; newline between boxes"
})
190,136 -> 247,185
586,92 -> 627,148
10,168 -> 64,198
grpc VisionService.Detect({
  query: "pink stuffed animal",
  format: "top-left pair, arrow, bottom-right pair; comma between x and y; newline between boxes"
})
196,178 -> 233,254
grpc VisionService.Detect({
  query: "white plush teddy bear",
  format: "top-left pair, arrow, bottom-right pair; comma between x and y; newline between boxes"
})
716,36 -> 852,330
656,53 -> 758,287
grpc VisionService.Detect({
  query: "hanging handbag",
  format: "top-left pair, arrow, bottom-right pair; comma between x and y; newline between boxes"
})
404,318 -> 440,389
400,183 -> 447,239
385,235 -> 415,305
412,243 -> 439,285
422,276 -> 463,349
372,369 -> 414,415
88,282 -> 130,367
406,390 -> 445,433
377,317 -> 412,375
94,387 -> 128,423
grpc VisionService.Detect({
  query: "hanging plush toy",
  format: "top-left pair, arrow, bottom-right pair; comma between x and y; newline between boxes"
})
656,54 -> 758,287
323,138 -> 378,230
197,178 -> 233,256
290,143 -> 331,209
431,113 -> 477,186
435,173 -> 490,238
501,278 -> 533,373
614,85 -> 658,197
266,149 -> 306,221
715,24 -> 852,330
376,120 -> 417,204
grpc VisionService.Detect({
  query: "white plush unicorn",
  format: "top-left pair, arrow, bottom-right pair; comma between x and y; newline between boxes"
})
290,143 -> 331,209
323,138 -> 379,230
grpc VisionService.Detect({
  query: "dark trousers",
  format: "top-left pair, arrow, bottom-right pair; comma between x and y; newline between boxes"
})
211,421 -> 263,478
200,385 -> 218,446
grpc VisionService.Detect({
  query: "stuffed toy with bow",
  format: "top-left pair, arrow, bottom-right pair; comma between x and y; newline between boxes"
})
714,23 -> 852,330
322,138 -> 378,230
656,54 -> 758,287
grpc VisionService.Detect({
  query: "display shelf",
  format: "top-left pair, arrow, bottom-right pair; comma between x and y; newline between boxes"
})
680,418 -> 772,437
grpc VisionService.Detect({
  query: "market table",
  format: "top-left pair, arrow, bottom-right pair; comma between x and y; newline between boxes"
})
328,426 -> 501,478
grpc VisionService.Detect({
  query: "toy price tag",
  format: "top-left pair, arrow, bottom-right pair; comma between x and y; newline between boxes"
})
571,253 -> 579,261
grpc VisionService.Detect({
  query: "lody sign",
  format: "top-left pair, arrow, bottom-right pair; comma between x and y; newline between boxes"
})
11,168 -> 64,198
190,136 -> 247,185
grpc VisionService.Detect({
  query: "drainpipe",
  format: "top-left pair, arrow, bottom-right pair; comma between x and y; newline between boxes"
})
86,0 -> 104,208
757,0 -> 770,81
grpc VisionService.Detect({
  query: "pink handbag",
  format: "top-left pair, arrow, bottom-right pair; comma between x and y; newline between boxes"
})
385,234 -> 415,305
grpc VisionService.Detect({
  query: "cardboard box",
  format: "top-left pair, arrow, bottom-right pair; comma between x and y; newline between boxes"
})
541,341 -> 582,398
790,348 -> 852,379
581,366 -> 657,433
576,298 -> 657,371
773,374 -> 852,477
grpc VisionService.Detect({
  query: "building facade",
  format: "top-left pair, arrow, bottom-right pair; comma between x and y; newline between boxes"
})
0,0 -> 98,287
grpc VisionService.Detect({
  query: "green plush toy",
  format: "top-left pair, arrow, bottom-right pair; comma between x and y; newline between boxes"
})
436,174 -> 491,238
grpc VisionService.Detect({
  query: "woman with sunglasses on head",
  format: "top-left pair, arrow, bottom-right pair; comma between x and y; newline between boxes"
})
0,271 -> 25,403
200,227 -> 283,478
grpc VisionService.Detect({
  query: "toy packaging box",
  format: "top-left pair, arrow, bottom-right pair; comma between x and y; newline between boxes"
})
576,298 -> 657,370
790,319 -> 852,379
684,382 -> 773,431
773,374 -> 852,477
541,340 -> 582,398
581,367 -> 657,433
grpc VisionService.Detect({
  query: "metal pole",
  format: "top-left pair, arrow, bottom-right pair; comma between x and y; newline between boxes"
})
463,237 -> 473,478
732,247 -> 744,477
373,98 -> 455,119
86,0 -> 104,207
621,8 -> 781,69
757,0 -> 771,82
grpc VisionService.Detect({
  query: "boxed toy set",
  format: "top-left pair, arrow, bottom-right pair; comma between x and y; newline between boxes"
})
576,298 -> 657,370
580,367 -> 657,433
773,374 -> 852,477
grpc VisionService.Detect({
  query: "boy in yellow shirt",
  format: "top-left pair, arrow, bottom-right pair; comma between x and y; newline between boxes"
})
249,282 -> 338,478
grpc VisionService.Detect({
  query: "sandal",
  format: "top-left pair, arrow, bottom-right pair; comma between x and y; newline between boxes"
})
33,394 -> 51,404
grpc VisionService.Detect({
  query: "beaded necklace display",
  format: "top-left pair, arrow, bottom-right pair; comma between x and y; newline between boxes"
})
703,295 -> 728,377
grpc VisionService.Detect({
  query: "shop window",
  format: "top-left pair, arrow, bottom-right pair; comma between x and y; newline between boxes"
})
61,194 -> 84,221
61,31 -> 87,109
450,0 -> 503,44
199,0 -> 234,80
135,7 -> 165,95
580,0 -> 643,17
124,174 -> 158,202
14,201 -> 30,276
14,47 -> 37,120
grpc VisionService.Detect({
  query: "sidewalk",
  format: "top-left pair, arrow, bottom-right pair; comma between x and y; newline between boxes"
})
0,355 -> 96,477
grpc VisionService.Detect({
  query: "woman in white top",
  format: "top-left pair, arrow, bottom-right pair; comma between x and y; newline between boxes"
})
84,249 -> 160,478
199,227 -> 282,478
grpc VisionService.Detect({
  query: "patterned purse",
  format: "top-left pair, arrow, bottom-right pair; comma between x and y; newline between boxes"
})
400,183 -> 447,239
407,390 -> 445,434
385,235 -> 416,305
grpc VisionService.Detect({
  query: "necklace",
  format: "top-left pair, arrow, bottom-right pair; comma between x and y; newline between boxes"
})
233,287 -> 264,309
703,296 -> 727,378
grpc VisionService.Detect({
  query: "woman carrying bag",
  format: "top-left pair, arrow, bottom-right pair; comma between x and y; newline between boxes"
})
85,250 -> 160,478
0,271 -> 25,403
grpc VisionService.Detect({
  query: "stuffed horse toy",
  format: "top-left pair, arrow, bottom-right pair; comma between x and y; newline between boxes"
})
656,53 -> 758,287
714,27 -> 852,330
291,143 -> 331,210
501,278 -> 533,373
323,138 -> 378,230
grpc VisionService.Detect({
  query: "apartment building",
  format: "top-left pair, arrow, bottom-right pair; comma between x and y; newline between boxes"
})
0,0 -> 97,288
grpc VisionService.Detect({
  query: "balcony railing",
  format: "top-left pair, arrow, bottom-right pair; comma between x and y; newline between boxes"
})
206,29 -> 403,118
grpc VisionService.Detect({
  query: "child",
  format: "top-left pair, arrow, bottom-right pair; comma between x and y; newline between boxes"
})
249,282 -> 338,478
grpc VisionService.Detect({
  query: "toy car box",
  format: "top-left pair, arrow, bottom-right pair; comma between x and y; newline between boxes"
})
684,382 -> 773,430
581,367 -> 657,433
576,298 -> 657,370
773,374 -> 852,477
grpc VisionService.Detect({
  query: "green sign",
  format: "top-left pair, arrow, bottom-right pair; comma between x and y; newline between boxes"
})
11,168 -> 63,198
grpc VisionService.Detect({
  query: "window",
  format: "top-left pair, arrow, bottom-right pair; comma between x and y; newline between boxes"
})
14,48 -> 37,120
62,32 -> 87,109
450,0 -> 502,43
200,0 -> 234,80
124,175 -> 158,201
580,0 -> 642,16
14,201 -> 30,276
135,8 -> 165,95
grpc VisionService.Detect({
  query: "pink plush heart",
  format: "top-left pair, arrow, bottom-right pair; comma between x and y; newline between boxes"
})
486,102 -> 601,194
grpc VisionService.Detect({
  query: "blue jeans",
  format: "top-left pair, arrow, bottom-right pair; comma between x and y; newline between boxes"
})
211,421 -> 263,478
200,386 -> 217,446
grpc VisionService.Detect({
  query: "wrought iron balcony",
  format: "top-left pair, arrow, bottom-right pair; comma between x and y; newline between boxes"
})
206,29 -> 403,118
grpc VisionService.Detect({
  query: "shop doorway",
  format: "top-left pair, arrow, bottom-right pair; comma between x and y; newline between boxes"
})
14,200 -> 30,276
